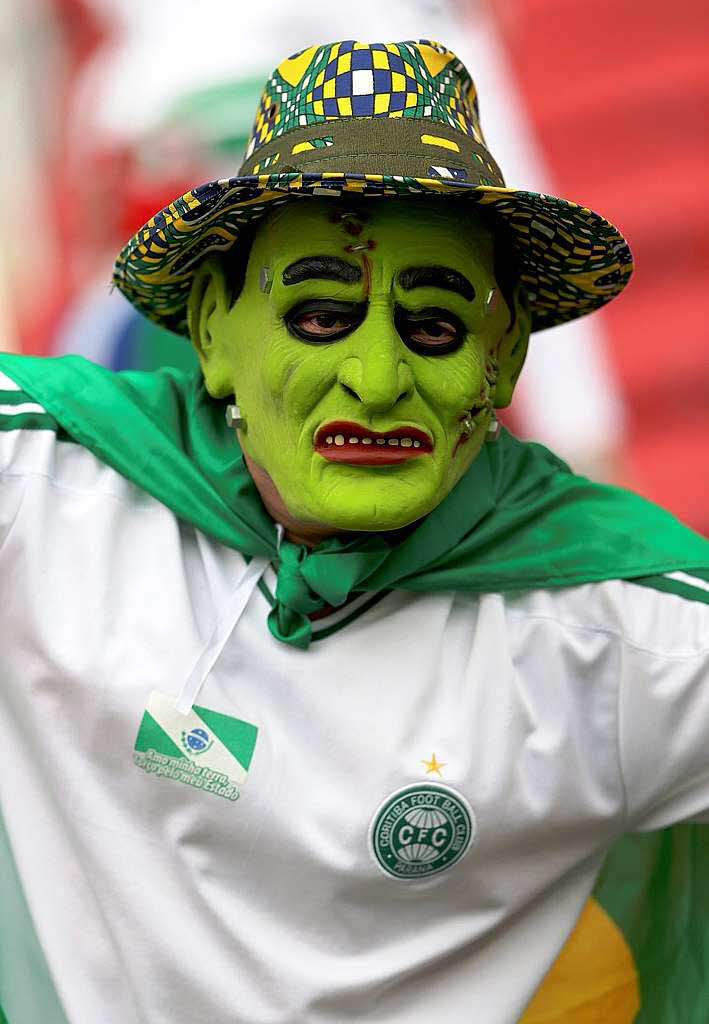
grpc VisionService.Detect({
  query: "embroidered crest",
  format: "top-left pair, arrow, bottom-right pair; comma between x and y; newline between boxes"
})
369,783 -> 475,880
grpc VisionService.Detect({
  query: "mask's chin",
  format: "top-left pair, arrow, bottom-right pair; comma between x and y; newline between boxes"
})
281,469 -> 448,534
299,504 -> 424,534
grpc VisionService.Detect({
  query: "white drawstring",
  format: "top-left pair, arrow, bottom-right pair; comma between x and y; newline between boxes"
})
174,555 -> 269,714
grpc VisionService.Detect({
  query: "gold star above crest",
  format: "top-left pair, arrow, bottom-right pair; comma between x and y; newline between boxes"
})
421,753 -> 446,777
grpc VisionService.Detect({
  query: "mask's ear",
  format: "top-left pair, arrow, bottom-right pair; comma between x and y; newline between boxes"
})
186,256 -> 233,398
494,283 -> 531,408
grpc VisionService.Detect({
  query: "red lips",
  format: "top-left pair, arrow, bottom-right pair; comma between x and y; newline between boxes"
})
314,420 -> 433,466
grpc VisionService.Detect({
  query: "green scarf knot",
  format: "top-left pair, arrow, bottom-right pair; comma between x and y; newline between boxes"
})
267,536 -> 393,648
268,541 -> 324,649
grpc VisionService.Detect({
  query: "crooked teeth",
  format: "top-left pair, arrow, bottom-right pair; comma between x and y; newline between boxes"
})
320,432 -> 427,448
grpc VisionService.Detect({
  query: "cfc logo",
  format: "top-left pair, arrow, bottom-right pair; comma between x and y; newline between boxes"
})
369,784 -> 475,880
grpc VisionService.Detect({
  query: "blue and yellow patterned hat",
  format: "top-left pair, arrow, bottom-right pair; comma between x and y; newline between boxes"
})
113,40 -> 633,336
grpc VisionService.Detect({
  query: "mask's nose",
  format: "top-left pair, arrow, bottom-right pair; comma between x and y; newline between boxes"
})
336,326 -> 414,414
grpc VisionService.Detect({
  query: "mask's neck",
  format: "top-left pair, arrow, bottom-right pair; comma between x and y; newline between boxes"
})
242,449 -> 344,549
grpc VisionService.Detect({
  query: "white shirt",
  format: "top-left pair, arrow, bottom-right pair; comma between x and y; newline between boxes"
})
1,369 -> 709,1024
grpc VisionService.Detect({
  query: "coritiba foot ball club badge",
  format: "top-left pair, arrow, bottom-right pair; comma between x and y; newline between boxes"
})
369,783 -> 476,880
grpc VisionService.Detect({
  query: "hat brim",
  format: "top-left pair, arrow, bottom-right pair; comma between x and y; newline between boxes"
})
113,171 -> 633,336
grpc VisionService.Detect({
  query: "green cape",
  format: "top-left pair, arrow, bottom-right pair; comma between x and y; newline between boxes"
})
1,352 -> 707,650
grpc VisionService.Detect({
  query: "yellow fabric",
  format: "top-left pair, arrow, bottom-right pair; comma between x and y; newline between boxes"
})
416,42 -> 455,78
277,45 -> 319,86
519,898 -> 640,1023
420,134 -> 460,152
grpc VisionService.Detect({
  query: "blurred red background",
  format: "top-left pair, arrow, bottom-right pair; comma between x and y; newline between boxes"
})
494,0 -> 709,532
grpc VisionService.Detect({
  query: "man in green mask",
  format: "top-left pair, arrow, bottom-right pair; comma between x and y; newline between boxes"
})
1,39 -> 709,1024
188,197 -> 528,544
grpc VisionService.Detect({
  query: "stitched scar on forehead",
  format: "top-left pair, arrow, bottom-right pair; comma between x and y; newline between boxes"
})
329,207 -> 369,237
398,265 -> 476,302
282,256 -> 362,286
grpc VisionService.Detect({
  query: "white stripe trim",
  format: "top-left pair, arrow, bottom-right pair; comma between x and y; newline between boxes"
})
0,401 -> 47,416
665,571 -> 709,594
0,371 -> 21,391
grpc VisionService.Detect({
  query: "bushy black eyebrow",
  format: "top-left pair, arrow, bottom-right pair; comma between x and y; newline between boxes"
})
397,265 -> 476,302
282,256 -> 362,286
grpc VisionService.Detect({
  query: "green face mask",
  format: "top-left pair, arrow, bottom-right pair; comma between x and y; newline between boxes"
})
190,198 -> 529,533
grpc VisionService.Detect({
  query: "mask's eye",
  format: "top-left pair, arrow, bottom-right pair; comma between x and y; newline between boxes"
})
395,306 -> 466,356
295,312 -> 350,337
285,300 -> 366,343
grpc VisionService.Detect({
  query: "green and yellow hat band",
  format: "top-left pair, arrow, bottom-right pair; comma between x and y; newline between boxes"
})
113,39 -> 633,337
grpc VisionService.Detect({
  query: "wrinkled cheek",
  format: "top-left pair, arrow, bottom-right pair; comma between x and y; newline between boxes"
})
426,447 -> 456,496
233,377 -> 283,464
250,350 -> 302,450
418,361 -> 486,462
272,349 -> 341,423
421,344 -> 484,411
421,351 -> 487,487
261,339 -> 296,400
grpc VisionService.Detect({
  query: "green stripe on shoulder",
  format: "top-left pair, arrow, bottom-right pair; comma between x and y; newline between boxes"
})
629,572 -> 709,606
0,390 -> 35,406
682,567 -> 709,586
0,412 -> 60,433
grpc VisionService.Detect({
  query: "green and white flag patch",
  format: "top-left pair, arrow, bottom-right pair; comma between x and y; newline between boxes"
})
133,690 -> 258,801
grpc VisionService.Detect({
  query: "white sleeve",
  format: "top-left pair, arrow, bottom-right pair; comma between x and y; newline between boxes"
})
616,575 -> 709,831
